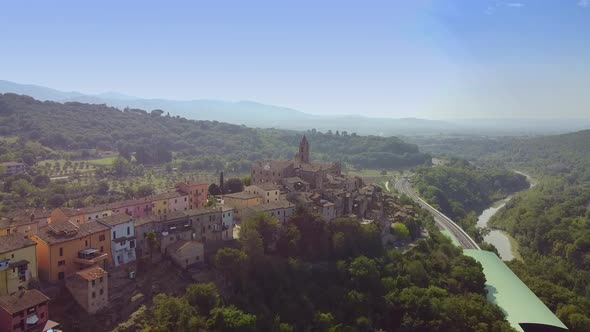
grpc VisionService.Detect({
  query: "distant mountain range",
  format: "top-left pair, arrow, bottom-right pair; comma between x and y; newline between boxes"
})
1,80 -> 589,136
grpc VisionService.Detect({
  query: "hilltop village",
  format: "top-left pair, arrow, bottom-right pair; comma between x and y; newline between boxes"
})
0,137 -> 412,331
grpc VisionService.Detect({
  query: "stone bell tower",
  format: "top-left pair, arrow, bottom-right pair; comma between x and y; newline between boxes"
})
296,135 -> 310,163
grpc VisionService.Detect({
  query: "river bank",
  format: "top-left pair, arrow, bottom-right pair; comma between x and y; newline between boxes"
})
476,197 -> 523,261
476,171 -> 534,261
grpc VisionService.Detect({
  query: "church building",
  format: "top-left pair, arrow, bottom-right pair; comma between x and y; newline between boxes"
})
251,136 -> 341,190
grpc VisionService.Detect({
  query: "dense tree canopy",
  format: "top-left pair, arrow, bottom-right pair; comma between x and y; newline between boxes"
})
122,201 -> 515,331
415,130 -> 590,331
208,207 -> 514,331
489,180 -> 590,330
413,159 -> 528,242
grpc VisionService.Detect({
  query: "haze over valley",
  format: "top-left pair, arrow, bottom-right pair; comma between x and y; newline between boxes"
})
2,80 -> 589,136
1,1 -> 589,332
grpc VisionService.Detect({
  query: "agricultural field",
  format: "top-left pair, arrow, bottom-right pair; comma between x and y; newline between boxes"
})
35,156 -> 117,177
37,159 -> 98,177
344,168 -> 404,191
109,170 -> 247,194
87,156 -> 117,166
55,165 -> 246,195
0,136 -> 19,144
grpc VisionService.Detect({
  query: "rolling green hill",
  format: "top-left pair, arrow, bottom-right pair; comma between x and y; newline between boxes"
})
0,93 -> 430,170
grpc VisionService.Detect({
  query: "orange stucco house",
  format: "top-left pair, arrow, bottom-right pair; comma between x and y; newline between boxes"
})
176,181 -> 209,209
31,220 -> 112,282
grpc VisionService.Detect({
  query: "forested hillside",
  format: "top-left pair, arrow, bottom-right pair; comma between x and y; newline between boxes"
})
113,207 -> 515,332
497,130 -> 590,179
485,130 -> 590,331
411,130 -> 590,179
0,93 -> 430,170
412,159 -> 528,242
416,130 -> 590,331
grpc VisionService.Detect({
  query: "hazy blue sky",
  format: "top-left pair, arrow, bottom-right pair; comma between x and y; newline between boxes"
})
1,0 -> 589,119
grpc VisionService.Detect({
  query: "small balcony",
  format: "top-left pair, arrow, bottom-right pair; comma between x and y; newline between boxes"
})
74,248 -> 108,266
4,260 -> 29,281
0,258 -> 10,271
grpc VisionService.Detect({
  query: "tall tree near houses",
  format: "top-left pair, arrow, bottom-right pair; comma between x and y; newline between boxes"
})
219,171 -> 224,195
208,183 -> 221,196
224,178 -> 244,194
146,231 -> 159,263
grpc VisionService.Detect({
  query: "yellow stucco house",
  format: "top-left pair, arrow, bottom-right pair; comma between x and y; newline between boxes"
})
222,192 -> 262,221
0,218 -> 38,238
0,234 -> 38,296
222,192 -> 261,209
245,184 -> 281,204
0,208 -> 51,237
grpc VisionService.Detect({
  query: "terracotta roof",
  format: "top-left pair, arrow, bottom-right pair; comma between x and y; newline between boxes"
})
250,183 -> 281,191
0,217 -> 37,229
76,266 -> 107,281
282,177 -> 309,185
298,162 -> 334,172
109,197 -> 152,209
48,220 -> 79,234
326,174 -> 347,184
36,221 -> 108,244
251,200 -> 295,212
287,192 -> 314,204
4,208 -> 51,220
1,209 -> 50,228
167,240 -> 203,253
77,204 -> 111,214
160,211 -> 188,221
134,215 -> 158,227
56,208 -> 83,217
0,233 -> 36,254
185,206 -> 220,217
0,289 -> 49,314
223,192 -> 260,200
359,186 -> 377,195
253,160 -> 294,170
97,214 -> 133,227
135,211 -> 188,227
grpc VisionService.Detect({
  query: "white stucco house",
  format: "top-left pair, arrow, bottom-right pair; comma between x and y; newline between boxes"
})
97,214 -> 136,266
221,206 -> 235,241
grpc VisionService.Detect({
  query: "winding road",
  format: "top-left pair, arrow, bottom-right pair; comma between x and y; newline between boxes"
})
394,177 -> 480,250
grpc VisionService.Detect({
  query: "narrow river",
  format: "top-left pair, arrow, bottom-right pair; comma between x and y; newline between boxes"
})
476,170 -> 533,261
476,197 -> 517,260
